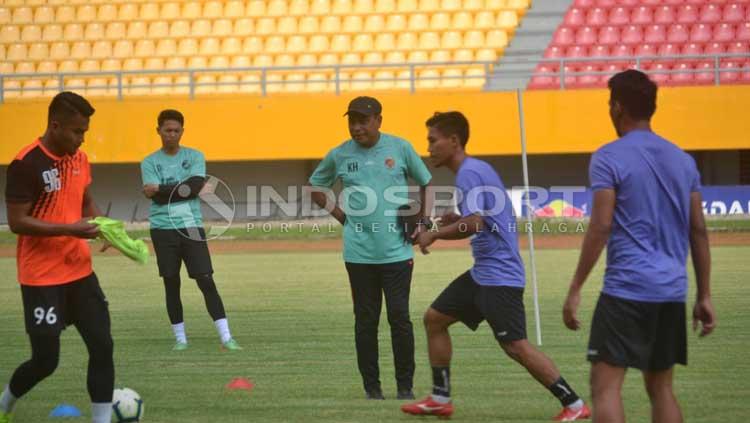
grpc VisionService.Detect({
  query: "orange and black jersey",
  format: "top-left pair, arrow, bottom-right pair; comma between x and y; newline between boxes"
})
5,139 -> 93,286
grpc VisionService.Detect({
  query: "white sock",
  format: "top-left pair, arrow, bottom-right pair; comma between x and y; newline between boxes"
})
0,385 -> 18,414
172,322 -> 187,344
214,318 -> 232,343
567,399 -> 584,410
430,394 -> 451,404
91,402 -> 112,423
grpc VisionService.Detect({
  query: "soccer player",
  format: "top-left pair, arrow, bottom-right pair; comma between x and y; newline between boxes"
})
1,92 -> 114,423
309,96 -> 432,400
140,109 -> 241,351
563,70 -> 716,423
402,111 -> 591,421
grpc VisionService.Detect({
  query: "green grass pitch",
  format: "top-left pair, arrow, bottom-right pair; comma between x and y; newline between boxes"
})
0,246 -> 748,422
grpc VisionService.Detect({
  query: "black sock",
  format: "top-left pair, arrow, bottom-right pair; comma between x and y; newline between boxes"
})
547,376 -> 580,407
431,366 -> 450,398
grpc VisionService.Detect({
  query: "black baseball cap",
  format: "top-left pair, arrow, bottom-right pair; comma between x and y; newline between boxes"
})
344,96 -> 382,117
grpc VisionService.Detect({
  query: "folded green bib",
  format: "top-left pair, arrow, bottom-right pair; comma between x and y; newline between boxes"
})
90,217 -> 149,264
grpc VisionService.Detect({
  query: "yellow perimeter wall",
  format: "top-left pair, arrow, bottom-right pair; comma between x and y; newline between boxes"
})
1,85 -> 748,164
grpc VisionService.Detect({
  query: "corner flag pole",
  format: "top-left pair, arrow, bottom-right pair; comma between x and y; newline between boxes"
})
516,89 -> 542,346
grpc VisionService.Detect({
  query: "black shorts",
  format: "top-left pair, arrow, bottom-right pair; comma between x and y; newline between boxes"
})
431,270 -> 526,343
21,273 -> 110,336
150,228 -> 214,278
588,293 -> 687,371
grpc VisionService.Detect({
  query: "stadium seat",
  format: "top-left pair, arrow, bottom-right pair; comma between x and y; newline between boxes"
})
160,2 -> 181,19
677,4 -> 699,23
246,0 -> 266,16
178,39 -> 198,56
738,22 -> 750,41
608,7 -> 629,25
720,61 -> 741,83
58,60 -> 78,73
6,43 -> 26,61
165,57 -> 187,69
15,61 -> 35,74
365,15 -> 385,32
332,0 -> 352,14
169,21 -> 190,37
668,62 -> 694,85
71,41 -> 91,59
728,41 -> 748,56
704,42 -> 726,55
715,24 -> 736,43
12,7 -> 32,24
225,0 -> 245,17
575,27 -> 596,46
622,25 -> 643,44
486,30 -> 508,48
233,18 -> 254,36
139,3 -> 159,20
386,14 -> 406,31
693,61 -> 716,85
453,12 -> 473,29
430,13 -> 451,30
92,41 -> 112,59
654,5 -> 676,24
182,1 -> 202,19
21,80 -> 44,98
590,45 -> 609,58
113,40 -> 134,58
462,30 -> 484,48
21,25 -> 41,42
63,23 -> 82,40
690,24 -> 712,43
0,7 -> 9,25
80,59 -> 99,72
321,16 -> 341,33
212,19 -> 233,36
375,0 -> 395,13
84,23 -> 105,40
50,41 -> 70,59
278,17 -> 298,34
27,42 -> 47,60
408,14 -> 429,31
723,3 -> 745,23
564,8 -> 585,26
117,4 -> 137,20
127,22 -> 146,39
134,40 -> 156,58
33,6 -> 54,23
331,34 -> 351,52
565,45 -> 587,59
544,45 -> 564,59
55,6 -> 75,23
667,24 -> 689,43
192,19 -> 212,37
37,61 -> 57,74
343,15 -> 363,32
577,65 -> 600,87
585,8 -> 607,26
42,24 -> 62,41
146,57 -> 166,70
700,4 -> 722,23
203,1 -> 223,18
209,56 -> 230,69
647,63 -> 670,84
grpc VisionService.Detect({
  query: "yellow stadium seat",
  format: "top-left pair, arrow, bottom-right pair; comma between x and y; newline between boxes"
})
101,59 -> 120,71
246,1 -> 266,16
310,0 -> 330,14
151,76 -> 173,95
397,32 -> 417,50
170,21 -> 190,37
453,12 -> 474,29
321,16 -> 341,33
507,0 -> 529,11
343,15 -> 363,32
430,13 -> 451,29
408,14 -> 428,31
306,72 -> 328,92
463,30 -> 484,48
70,41 -> 90,59
299,17 -> 319,33
182,1 -> 202,19
441,0 -> 461,10
128,76 -> 152,95
33,6 -> 53,23
289,0 -> 309,15
76,5 -> 96,22
407,50 -> 428,62
165,57 -> 186,69
418,32 -> 440,49
350,71 -> 373,91
21,25 -> 40,42
386,14 -> 406,31
0,62 -> 11,74
430,50 -> 451,62
353,0 -> 373,13
256,18 -> 275,35
135,40 -> 156,58
265,74 -> 283,93
156,39 -> 177,56
0,45 -> 4,61
485,0 -> 505,10
1,25 -> 19,43
267,0 -> 288,16
139,3 -> 159,20
63,24 -> 82,40
332,0 -> 352,14
442,68 -> 462,87
373,70 -> 395,89
44,79 -> 62,96
463,0 -> 483,10
278,17 -> 298,34
127,22 -> 146,39
217,74 -> 239,93
191,20 -> 212,37
364,15 -> 384,32
188,56 -> 207,68
42,24 -> 62,41
199,38 -> 220,56
234,18 -> 254,36
213,19 -> 233,36
417,69 -> 440,88
58,60 -> 78,72
497,11 -> 518,30
37,61 -> 56,73
375,0 -> 395,12
203,1 -> 223,18
209,56 -> 229,69
49,42 -> 70,59
397,0 -> 417,12
148,21 -> 169,39
0,7 -> 9,25
275,54 -> 295,67
474,11 -> 494,29
363,52 -> 383,64
92,41 -> 112,59
113,40 -> 134,58
375,33 -> 395,51
160,2 -> 181,19
242,37 -> 263,54
172,75 -> 190,94
12,7 -> 32,24
297,53 -> 317,67
6,43 -> 26,61
395,70 -> 411,89
486,30 -> 508,48
464,67 -> 485,87
221,37 -> 241,55
15,61 -> 35,74
84,23 -> 105,40
80,59 -> 99,72
117,4 -> 137,20
55,6 -> 75,23
253,54 -> 272,67
122,58 -> 142,71
318,53 -> 338,66
231,55 -> 251,68
385,51 -> 406,63
224,0 -> 245,17
476,48 -> 497,62
240,74 -> 261,93
419,0 -> 439,11
97,4 -> 117,21
331,34 -> 351,52
265,36 -> 285,53
309,35 -> 329,52
22,80 -> 44,98
353,34 -> 373,52
287,35 -> 307,53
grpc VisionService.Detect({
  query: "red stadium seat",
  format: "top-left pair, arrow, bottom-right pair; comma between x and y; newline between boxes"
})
645,24 -> 666,43
704,42 -> 726,55
560,65 -> 578,88
577,65 -> 600,87
573,0 -> 595,8
700,4 -> 722,23
631,6 -> 652,25
663,0 -> 683,5
544,46 -> 564,58
723,3 -> 745,23
668,63 -> 694,85
727,41 -> 748,55
611,45 -> 634,66
654,6 -> 676,24
601,64 -> 623,84
658,43 -> 679,58
609,7 -> 630,25
676,5 -> 699,23
695,61 -> 716,85
719,61 -> 741,83
529,65 -> 556,89
618,0 -> 640,6
689,24 -> 712,43
564,8 -> 585,27
622,25 -> 643,44
585,8 -> 608,26
740,62 -> 750,84
746,3 -> 750,21
553,27 -> 575,46
590,45 -> 609,58
667,24 -> 689,43
737,23 -> 750,41
714,24 -> 736,43
575,27 -> 597,46
681,43 -> 704,63
565,45 -> 587,58
647,63 -> 670,84
595,0 -> 616,7
598,26 -> 620,45
635,43 -> 657,57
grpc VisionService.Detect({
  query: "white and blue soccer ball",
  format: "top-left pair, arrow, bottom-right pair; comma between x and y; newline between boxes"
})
112,387 -> 144,422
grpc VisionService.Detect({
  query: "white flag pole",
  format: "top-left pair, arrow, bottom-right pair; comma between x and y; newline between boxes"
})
516,88 -> 542,346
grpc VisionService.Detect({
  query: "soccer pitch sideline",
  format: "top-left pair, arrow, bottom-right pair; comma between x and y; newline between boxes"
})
0,247 -> 748,422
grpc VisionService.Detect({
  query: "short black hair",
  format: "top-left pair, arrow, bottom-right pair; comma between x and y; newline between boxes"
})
48,91 -> 94,123
607,70 -> 657,121
158,109 -> 184,127
425,111 -> 470,147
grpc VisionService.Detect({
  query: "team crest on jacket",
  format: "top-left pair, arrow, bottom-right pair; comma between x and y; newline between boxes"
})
385,157 -> 395,169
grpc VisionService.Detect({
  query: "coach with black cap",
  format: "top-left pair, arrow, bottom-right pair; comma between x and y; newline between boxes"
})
309,96 -> 432,400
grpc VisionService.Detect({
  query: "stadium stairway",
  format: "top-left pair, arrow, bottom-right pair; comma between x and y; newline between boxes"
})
485,0 -> 573,90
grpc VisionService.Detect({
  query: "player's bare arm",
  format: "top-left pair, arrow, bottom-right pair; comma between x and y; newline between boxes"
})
7,201 -> 98,239
689,191 -> 716,337
310,188 -> 346,225
416,213 -> 484,254
563,189 -> 615,330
